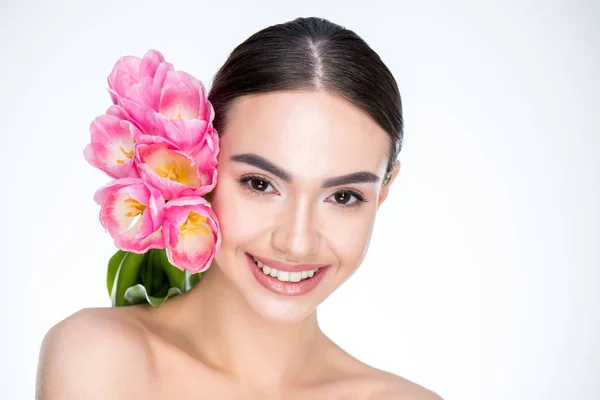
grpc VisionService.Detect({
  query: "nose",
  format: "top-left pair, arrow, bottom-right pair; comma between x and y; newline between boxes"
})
271,195 -> 321,262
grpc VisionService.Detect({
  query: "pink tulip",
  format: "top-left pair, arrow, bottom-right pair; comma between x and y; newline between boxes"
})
154,70 -> 216,152
158,70 -> 212,121
94,178 -> 166,253
135,133 -> 218,200
109,54 -> 217,153
107,50 -> 174,137
107,50 -> 172,106
84,110 -> 142,179
163,196 -> 221,273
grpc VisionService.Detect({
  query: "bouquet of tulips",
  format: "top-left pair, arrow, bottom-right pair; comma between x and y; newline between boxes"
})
84,50 -> 221,307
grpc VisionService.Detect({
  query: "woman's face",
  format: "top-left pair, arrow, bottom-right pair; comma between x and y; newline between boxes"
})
209,90 -> 398,323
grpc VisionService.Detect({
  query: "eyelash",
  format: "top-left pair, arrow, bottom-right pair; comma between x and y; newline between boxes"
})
237,173 -> 368,210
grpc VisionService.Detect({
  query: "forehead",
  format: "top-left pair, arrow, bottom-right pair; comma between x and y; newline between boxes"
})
220,90 -> 390,179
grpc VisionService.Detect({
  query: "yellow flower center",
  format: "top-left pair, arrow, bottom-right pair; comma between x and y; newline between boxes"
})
147,147 -> 200,187
116,146 -> 134,164
155,160 -> 182,181
168,111 -> 183,120
179,211 -> 211,236
124,198 -> 146,217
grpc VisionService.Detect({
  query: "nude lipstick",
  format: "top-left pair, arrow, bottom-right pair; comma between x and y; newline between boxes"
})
246,252 -> 329,296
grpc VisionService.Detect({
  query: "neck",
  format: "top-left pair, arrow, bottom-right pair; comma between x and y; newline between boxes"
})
163,261 -> 326,389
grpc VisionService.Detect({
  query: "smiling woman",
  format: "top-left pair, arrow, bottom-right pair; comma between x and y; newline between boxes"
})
209,90 -> 394,325
36,17 -> 442,399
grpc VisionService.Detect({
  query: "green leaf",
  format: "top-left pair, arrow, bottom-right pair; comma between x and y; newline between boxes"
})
158,249 -> 187,290
156,249 -> 203,291
107,250 -> 126,297
111,252 -> 146,307
141,250 -> 155,292
186,270 -> 202,290
153,278 -> 170,298
107,248 -> 204,308
124,284 -> 181,308
148,249 -> 166,294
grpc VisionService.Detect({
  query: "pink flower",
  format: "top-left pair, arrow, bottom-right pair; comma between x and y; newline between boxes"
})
107,50 -> 174,137
154,71 -> 215,151
107,50 -> 172,107
109,52 -> 216,153
163,196 -> 221,273
105,104 -> 131,120
83,107 -> 142,178
94,178 -> 166,253
135,133 -> 218,200
159,71 -> 212,121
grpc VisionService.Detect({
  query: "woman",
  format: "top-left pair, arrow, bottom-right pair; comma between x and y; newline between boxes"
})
36,17 -> 442,399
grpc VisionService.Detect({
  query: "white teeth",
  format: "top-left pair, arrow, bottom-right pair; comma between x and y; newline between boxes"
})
252,256 -> 319,282
290,272 -> 302,282
278,271 -> 290,282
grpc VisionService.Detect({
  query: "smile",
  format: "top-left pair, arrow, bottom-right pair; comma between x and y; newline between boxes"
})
251,255 -> 319,282
245,252 -> 329,296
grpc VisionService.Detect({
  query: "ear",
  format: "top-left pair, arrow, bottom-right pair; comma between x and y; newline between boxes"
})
378,160 -> 400,208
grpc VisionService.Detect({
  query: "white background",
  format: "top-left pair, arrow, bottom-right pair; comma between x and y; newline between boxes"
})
1,0 -> 598,399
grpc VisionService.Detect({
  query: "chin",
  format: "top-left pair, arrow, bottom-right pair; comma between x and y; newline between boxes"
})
247,295 -> 318,324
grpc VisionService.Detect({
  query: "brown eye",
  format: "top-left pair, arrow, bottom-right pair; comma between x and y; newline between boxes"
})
251,178 -> 269,192
334,191 -> 353,204
327,189 -> 367,209
238,174 -> 277,195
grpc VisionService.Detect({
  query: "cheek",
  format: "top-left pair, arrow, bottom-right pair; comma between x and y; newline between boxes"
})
324,210 -> 377,269
210,180 -> 272,248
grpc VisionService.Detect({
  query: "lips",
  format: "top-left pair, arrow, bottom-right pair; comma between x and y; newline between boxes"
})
246,252 -> 329,296
250,253 -> 329,272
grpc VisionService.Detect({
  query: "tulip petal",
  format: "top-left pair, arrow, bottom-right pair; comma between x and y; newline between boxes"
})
158,72 -> 201,120
160,116 -> 209,153
99,183 -> 152,238
108,51 -> 165,104
94,178 -> 166,253
139,50 -> 166,79
188,124 -> 219,190
112,91 -> 161,136
107,55 -> 142,98
84,114 -> 140,178
163,197 -> 221,273
117,226 -> 164,253
135,135 -> 216,200
151,62 -> 174,110
151,120 -> 219,190
106,104 -> 129,119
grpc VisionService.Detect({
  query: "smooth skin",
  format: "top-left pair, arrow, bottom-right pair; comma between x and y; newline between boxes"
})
37,91 -> 442,400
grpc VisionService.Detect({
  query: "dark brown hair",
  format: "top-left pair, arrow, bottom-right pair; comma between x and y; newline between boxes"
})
208,17 -> 403,185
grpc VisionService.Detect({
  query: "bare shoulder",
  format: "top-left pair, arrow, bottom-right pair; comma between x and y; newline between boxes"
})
364,369 -> 444,400
36,307 -> 154,399
323,337 -> 442,400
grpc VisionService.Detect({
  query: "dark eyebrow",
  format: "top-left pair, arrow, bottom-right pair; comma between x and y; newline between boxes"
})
321,171 -> 380,188
230,153 -> 380,188
231,153 -> 292,182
